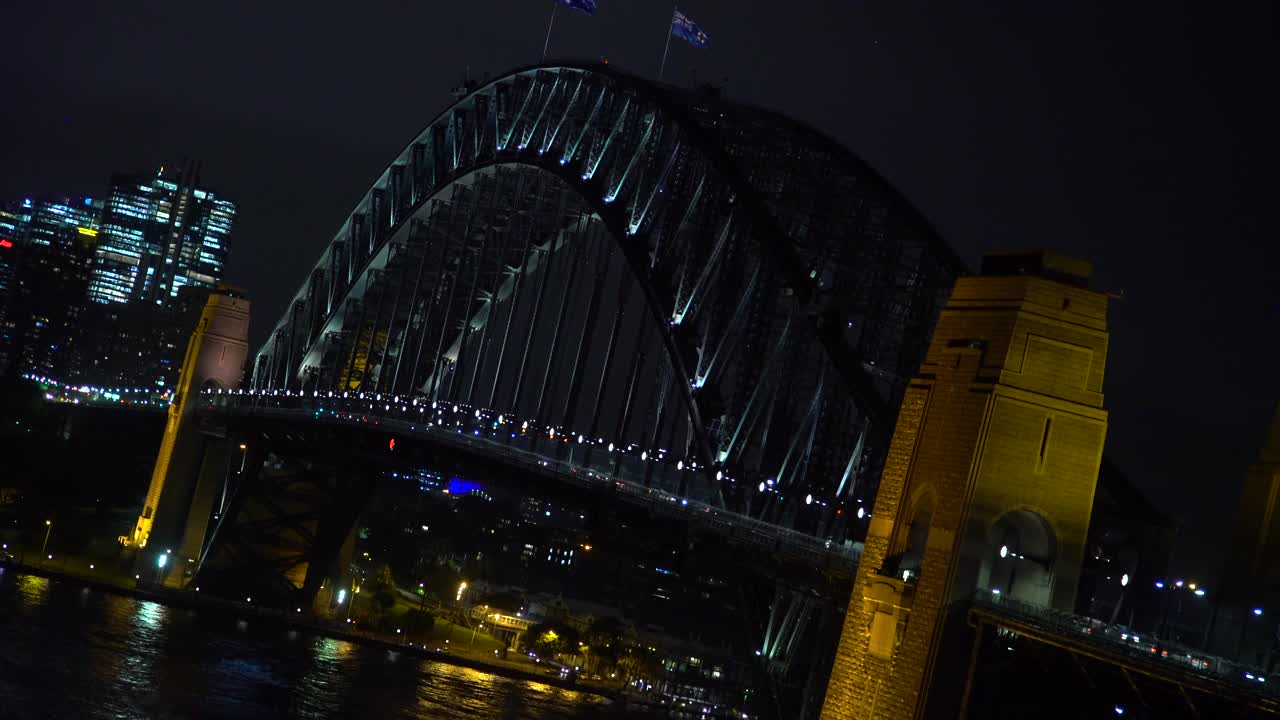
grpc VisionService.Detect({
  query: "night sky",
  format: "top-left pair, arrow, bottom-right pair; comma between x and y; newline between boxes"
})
5,2 -> 1277,581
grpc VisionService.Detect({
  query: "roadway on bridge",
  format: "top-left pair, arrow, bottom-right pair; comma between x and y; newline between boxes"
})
203,389 -> 862,572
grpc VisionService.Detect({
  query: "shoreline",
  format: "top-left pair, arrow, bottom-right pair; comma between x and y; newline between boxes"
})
1,559 -> 624,702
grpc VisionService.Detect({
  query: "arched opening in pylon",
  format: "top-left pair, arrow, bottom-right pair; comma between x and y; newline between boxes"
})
981,509 -> 1057,607
896,491 -> 935,583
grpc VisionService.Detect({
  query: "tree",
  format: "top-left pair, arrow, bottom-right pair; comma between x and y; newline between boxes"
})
617,646 -> 662,687
585,617 -> 625,676
374,588 -> 396,614
401,609 -> 435,638
526,621 -> 581,662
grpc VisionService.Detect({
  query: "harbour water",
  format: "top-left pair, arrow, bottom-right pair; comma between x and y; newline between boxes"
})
0,568 -> 634,719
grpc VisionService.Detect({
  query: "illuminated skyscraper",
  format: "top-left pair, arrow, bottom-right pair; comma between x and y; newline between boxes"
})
0,196 -> 101,377
23,195 -> 102,251
0,202 -> 22,374
87,163 -> 235,305
0,200 -> 29,242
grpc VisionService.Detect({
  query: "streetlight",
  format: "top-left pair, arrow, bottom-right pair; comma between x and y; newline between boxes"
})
1236,606 -> 1268,663
457,581 -> 468,604
40,520 -> 53,563
996,544 -> 1023,598
155,551 -> 168,583
336,587 -> 356,621
1155,578 -> 1207,641
1110,574 -> 1131,625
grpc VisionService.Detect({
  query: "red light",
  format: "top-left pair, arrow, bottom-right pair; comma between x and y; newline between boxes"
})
0,239 -> 12,249
389,438 -> 396,451
836,509 -> 843,515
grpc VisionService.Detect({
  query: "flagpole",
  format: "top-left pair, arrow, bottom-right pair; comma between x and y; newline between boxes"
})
658,5 -> 676,80
543,1 -> 558,60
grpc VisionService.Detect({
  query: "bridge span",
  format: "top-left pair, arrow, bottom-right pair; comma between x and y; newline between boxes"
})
962,590 -> 1280,718
201,388 -> 861,572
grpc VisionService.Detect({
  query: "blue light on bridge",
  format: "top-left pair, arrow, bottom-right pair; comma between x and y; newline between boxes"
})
448,477 -> 482,496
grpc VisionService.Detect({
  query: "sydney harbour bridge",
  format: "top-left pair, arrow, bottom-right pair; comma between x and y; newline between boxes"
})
136,62 -> 1280,718
169,61 -> 964,706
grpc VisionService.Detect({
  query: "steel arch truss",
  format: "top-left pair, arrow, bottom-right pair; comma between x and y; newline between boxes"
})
252,64 -> 962,538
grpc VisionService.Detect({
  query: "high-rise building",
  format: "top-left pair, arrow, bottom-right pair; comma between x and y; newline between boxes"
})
88,163 -> 234,305
75,284 -> 211,390
0,201 -> 26,374
0,199 -> 28,241
23,195 -> 102,250
0,196 -> 100,377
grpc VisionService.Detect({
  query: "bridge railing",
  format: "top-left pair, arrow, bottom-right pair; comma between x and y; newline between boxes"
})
968,588 -> 1279,700
199,390 -> 862,570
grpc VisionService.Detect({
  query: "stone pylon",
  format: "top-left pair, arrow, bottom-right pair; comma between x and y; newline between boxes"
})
130,287 -> 249,585
1211,404 -> 1280,662
820,252 -> 1110,720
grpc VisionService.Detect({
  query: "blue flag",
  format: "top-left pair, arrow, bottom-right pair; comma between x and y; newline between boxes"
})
671,10 -> 709,48
557,0 -> 597,15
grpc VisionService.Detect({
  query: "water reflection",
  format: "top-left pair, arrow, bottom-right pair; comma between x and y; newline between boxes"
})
136,599 -> 166,628
0,571 -> 633,719
16,573 -> 50,605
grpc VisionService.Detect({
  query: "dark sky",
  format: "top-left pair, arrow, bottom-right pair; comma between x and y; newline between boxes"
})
5,1 -> 1277,581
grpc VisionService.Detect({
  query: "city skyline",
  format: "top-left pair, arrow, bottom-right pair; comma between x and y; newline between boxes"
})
3,1 -> 1276,598
0,165 -> 237,391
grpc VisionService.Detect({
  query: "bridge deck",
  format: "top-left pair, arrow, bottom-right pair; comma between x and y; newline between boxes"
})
203,391 -> 861,572
968,590 -> 1280,715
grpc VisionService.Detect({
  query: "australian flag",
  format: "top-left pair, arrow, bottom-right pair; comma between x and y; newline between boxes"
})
671,10 -> 709,48
557,0 -> 597,15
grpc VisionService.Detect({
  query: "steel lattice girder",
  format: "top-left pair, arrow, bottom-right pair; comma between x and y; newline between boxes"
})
252,63 -> 963,534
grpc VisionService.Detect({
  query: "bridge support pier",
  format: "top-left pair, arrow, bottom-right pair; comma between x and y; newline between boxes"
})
191,434 -> 383,610
313,524 -> 359,617
164,435 -> 235,587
